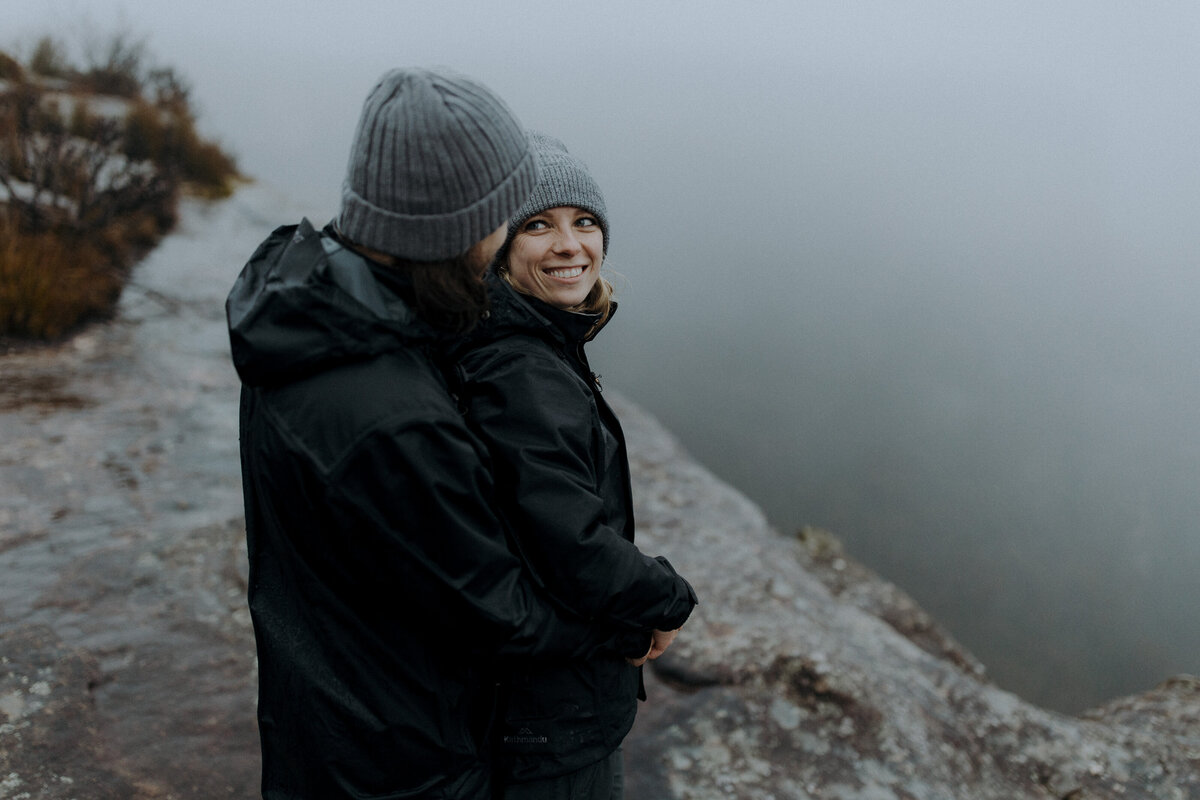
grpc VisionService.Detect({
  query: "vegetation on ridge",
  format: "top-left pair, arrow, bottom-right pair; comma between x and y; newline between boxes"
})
1,30 -> 240,341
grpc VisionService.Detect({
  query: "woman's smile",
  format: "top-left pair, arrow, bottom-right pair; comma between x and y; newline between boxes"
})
545,265 -> 586,280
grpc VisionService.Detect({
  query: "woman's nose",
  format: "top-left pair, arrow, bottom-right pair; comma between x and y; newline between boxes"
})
552,229 -> 581,255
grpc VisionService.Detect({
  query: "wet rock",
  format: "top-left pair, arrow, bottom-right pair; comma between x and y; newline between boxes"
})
0,373 -> 94,414
0,625 -> 137,799
614,395 -> 1200,800
0,191 -> 269,799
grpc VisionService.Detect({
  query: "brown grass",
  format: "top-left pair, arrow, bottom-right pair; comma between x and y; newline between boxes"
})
0,197 -> 176,341
0,51 -> 23,81
123,98 -> 239,198
0,217 -> 124,340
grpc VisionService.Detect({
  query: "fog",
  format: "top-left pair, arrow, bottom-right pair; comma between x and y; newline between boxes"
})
6,0 -> 1198,712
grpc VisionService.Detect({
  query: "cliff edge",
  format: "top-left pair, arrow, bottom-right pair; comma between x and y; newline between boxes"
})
612,394 -> 1200,799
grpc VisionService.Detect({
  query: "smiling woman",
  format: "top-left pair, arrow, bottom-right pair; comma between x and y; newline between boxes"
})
446,131 -> 697,799
494,131 -> 616,324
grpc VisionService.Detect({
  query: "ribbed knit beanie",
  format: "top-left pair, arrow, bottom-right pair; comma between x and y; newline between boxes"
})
497,132 -> 609,264
336,68 -> 538,261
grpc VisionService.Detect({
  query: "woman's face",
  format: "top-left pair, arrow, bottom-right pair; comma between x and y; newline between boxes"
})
506,206 -> 603,309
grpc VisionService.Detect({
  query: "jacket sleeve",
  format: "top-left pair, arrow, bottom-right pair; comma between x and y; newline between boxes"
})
458,343 -> 697,633
328,411 -> 651,662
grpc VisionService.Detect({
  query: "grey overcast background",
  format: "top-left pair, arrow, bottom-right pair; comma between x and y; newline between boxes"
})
6,1 -> 1198,712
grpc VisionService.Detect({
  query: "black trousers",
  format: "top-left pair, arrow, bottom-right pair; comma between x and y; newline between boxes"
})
501,748 -> 623,800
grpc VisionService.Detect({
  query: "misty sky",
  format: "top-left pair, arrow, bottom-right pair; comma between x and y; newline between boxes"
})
8,1 -> 1199,230
6,1 -> 1199,710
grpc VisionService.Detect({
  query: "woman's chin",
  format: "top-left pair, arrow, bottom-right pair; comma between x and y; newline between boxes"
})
532,285 -> 589,310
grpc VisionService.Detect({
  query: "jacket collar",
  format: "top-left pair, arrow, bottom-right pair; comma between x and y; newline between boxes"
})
478,271 -> 615,348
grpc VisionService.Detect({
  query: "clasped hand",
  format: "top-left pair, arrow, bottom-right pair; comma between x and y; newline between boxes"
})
626,628 -> 680,667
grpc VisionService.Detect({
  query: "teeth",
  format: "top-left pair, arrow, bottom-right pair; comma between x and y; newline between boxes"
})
547,266 -> 583,278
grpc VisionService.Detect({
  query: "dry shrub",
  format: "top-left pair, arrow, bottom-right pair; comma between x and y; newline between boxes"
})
78,30 -> 146,98
0,29 -> 239,341
180,135 -> 238,197
28,36 -> 72,79
99,200 -> 177,254
0,216 -> 123,340
0,52 -> 23,81
68,99 -> 99,139
121,98 -> 164,161
0,196 -> 176,340
121,99 -> 238,197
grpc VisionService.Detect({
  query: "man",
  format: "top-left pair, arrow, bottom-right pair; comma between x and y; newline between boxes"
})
226,68 -> 651,800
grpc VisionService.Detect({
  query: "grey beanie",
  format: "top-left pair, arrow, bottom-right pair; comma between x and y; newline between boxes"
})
336,68 -> 538,261
498,132 -> 609,264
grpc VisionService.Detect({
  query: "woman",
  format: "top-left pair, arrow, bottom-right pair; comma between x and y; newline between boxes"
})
448,132 -> 698,799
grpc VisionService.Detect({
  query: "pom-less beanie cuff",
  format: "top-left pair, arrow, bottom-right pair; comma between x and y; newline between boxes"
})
338,147 -> 536,261
336,68 -> 538,262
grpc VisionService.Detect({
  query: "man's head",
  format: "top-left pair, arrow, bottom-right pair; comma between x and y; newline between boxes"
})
337,68 -> 537,263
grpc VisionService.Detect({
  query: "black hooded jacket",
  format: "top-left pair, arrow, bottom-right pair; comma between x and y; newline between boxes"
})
226,220 -> 648,799
447,276 -> 698,782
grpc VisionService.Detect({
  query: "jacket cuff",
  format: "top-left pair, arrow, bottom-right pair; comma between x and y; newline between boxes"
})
614,630 -> 654,660
655,555 -> 699,629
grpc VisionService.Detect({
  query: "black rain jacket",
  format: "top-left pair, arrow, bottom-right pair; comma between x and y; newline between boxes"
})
226,220 -> 648,800
447,276 -> 698,783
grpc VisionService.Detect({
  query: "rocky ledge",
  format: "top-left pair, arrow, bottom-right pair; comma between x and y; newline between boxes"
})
613,394 -> 1200,800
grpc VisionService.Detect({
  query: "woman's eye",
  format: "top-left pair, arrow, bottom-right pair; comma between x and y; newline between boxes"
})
576,216 -> 597,228
523,219 -> 548,232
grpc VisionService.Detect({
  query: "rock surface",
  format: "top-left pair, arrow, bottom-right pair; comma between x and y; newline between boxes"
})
2,187 -> 1198,799
616,394 -> 1200,800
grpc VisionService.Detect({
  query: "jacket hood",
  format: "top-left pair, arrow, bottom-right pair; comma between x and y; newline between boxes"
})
226,219 -> 442,387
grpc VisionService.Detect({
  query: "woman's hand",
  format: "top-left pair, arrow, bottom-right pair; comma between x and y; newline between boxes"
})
647,628 -> 679,659
625,628 -> 681,666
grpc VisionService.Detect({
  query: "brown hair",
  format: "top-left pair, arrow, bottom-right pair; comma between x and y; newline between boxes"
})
402,255 -> 489,333
337,231 -> 489,333
572,274 -> 615,329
